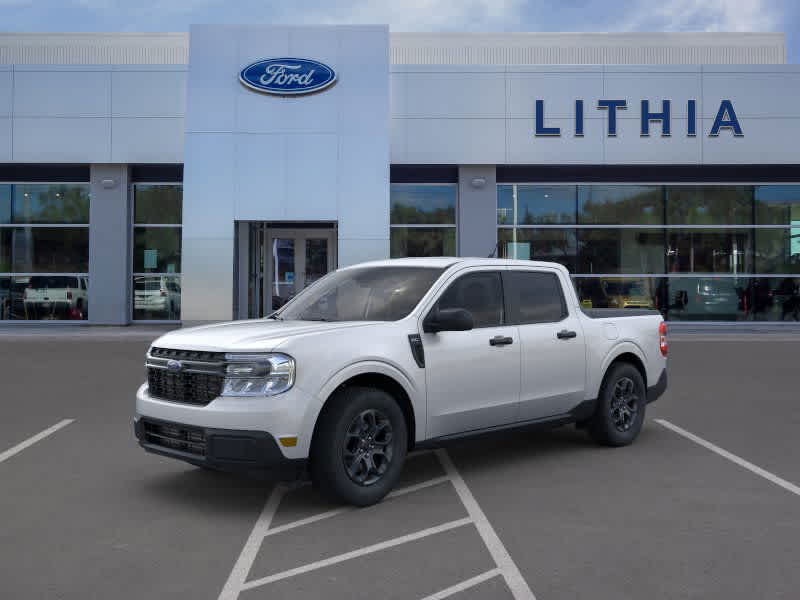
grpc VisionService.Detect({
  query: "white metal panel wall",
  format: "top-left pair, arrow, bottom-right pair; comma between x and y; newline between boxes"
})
181,24 -> 390,321
391,64 -> 800,165
0,64 -> 186,163
390,32 -> 786,65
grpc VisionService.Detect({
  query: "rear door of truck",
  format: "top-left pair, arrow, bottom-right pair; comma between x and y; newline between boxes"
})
503,267 -> 588,421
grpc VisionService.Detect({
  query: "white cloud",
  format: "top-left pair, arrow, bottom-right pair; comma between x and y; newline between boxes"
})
298,0 -> 523,31
621,0 -> 781,32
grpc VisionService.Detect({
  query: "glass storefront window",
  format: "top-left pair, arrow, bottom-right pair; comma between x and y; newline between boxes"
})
133,185 -> 182,224
755,228 -> 800,274
497,228 -> 577,270
1,228 -> 90,273
498,183 -> 800,321
133,227 -> 181,273
1,184 -> 90,224
755,185 -> 800,225
666,186 -> 752,225
391,184 -> 457,257
391,184 -> 456,225
573,277 -> 665,312
390,227 -> 456,258
133,275 -> 181,320
578,229 -> 664,274
498,185 -> 575,225
0,275 -> 89,321
0,183 -> 89,321
666,229 -> 752,274
132,184 -> 182,320
666,277 -> 748,321
578,185 -> 662,225
747,277 -> 800,321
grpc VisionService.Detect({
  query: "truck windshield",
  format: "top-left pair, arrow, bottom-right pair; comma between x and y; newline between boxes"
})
276,266 -> 445,322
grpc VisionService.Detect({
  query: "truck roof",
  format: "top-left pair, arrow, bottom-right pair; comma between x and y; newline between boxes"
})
341,256 -> 571,272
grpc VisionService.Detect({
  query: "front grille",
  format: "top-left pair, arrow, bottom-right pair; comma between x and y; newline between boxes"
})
147,368 -> 223,405
146,347 -> 225,405
143,420 -> 206,456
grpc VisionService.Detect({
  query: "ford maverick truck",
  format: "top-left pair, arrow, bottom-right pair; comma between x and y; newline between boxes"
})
135,258 -> 668,506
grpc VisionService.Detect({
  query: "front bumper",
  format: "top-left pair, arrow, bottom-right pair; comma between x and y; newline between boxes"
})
134,416 -> 307,480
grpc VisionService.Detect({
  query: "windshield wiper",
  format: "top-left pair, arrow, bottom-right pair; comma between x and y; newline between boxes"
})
267,314 -> 283,320
300,315 -> 330,322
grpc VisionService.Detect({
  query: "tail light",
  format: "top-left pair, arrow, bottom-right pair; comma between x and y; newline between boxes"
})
67,291 -> 73,300
659,321 -> 668,357
160,289 -> 167,297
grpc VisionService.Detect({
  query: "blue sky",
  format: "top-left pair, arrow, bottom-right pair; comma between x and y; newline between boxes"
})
1,0 -> 797,62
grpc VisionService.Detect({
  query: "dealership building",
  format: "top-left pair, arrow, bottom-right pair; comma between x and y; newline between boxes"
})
0,27 -> 799,324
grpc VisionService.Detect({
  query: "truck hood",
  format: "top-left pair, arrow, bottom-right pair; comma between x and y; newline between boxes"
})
150,319 -> 379,353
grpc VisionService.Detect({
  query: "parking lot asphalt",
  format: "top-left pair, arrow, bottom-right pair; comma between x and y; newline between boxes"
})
2,332 -> 799,599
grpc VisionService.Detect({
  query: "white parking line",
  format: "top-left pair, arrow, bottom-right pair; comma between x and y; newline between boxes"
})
655,419 -> 800,497
219,451 -> 536,600
435,449 -> 537,600
0,419 -> 75,464
263,475 -> 451,539
241,517 -> 472,591
419,568 -> 502,600
218,483 -> 287,600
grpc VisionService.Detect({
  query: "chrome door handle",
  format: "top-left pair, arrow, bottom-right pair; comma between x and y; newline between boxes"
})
489,335 -> 514,346
557,330 -> 577,339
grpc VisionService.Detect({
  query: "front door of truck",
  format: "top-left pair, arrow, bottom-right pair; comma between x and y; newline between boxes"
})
421,269 -> 521,438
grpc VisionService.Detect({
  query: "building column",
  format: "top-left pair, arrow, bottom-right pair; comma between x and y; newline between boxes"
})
88,164 -> 130,324
457,166 -> 497,258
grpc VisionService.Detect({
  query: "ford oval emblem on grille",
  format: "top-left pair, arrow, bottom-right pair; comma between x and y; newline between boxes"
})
166,359 -> 183,372
239,57 -> 337,96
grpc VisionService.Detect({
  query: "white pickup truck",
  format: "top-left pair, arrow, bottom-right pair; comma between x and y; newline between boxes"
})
135,258 -> 667,506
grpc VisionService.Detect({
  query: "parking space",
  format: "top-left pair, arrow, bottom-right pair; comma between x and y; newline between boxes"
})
1,333 -> 799,599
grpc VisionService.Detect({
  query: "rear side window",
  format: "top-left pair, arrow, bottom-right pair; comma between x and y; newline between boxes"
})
437,271 -> 503,328
503,270 -> 567,324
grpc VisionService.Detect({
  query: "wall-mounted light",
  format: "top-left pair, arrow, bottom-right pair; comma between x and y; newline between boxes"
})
101,178 -> 117,189
470,177 -> 487,189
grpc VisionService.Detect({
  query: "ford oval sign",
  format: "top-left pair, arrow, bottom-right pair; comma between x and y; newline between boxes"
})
239,58 -> 337,96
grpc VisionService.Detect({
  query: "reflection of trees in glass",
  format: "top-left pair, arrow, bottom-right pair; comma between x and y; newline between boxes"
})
12,185 -> 90,224
390,228 -> 455,258
666,186 -> 752,225
754,185 -> 800,225
390,185 -> 456,225
134,185 -> 183,224
390,204 -> 454,225
579,186 -> 662,225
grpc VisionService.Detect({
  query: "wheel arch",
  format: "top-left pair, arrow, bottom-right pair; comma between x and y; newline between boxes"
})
310,362 -> 421,454
603,349 -> 648,390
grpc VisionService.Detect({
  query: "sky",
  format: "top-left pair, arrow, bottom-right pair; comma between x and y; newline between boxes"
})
0,0 -> 797,63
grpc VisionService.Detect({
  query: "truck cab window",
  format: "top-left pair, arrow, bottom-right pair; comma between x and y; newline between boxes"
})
504,270 -> 567,324
437,271 -> 503,327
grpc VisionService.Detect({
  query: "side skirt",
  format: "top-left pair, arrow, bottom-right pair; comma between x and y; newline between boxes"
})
415,400 -> 597,450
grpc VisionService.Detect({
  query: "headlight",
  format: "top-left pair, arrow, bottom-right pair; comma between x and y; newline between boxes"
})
221,353 -> 295,397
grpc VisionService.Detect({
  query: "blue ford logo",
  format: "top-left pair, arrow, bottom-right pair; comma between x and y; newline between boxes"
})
239,57 -> 337,96
166,359 -> 182,372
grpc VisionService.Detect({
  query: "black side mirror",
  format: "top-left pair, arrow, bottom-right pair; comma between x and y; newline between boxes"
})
424,307 -> 474,333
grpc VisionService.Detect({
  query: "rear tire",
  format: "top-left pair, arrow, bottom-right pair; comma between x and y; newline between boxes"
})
310,386 -> 407,507
588,362 -> 646,447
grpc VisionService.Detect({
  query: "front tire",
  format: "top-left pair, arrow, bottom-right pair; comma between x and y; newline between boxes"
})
588,362 -> 646,447
310,386 -> 407,507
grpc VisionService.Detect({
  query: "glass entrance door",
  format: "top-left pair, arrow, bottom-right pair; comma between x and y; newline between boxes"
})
264,228 -> 337,315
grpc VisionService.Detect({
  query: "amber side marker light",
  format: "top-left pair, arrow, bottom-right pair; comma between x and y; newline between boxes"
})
659,321 -> 668,357
279,436 -> 298,447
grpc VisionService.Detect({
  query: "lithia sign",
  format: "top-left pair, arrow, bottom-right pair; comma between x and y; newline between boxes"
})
535,99 -> 743,137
